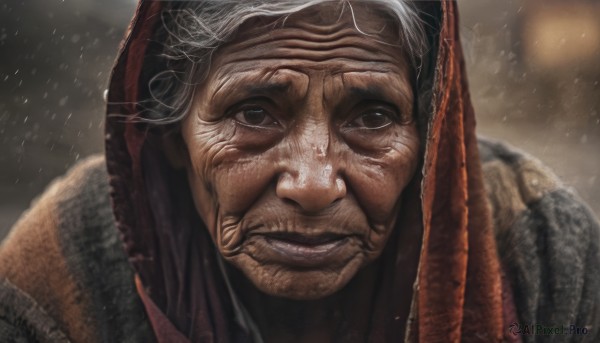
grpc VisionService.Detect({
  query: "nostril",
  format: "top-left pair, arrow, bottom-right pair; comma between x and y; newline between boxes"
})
280,197 -> 300,208
281,195 -> 343,214
276,172 -> 346,213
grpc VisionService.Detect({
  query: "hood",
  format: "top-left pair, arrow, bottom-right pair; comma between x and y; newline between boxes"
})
106,1 -> 511,342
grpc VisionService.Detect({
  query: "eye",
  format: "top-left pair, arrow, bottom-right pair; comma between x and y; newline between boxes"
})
346,111 -> 394,130
233,107 -> 279,127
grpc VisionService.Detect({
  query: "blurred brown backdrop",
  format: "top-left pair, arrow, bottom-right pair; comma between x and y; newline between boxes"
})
460,0 -> 600,219
1,0 -> 599,238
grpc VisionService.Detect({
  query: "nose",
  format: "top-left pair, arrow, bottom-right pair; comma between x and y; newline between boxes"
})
276,161 -> 346,213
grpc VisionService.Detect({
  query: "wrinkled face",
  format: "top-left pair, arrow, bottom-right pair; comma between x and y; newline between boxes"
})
180,4 -> 420,300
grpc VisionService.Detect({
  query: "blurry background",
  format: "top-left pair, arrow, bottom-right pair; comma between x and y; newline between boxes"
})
0,0 -> 137,235
1,0 -> 599,238
460,0 -> 600,216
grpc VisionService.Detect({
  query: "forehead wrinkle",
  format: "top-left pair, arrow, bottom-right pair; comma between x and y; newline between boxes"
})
233,26 -> 360,50
218,45 -> 400,66
212,37 -> 406,76
264,33 -> 393,56
215,22 -> 402,67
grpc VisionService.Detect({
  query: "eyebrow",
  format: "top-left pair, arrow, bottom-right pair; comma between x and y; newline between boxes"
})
339,70 -> 412,106
244,82 -> 290,96
211,71 -> 293,101
349,86 -> 389,101
345,83 -> 414,121
348,86 -> 409,110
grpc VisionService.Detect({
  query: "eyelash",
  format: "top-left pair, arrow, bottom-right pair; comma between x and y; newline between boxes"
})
225,98 -> 282,128
347,100 -> 404,121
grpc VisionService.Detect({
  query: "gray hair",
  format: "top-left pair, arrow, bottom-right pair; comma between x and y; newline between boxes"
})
138,0 -> 428,123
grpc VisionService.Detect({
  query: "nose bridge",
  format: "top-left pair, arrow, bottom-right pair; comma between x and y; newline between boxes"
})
277,116 -> 345,212
296,127 -> 333,187
302,116 -> 330,160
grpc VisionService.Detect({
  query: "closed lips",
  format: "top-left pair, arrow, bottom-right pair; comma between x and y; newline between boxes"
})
246,231 -> 355,268
261,232 -> 349,246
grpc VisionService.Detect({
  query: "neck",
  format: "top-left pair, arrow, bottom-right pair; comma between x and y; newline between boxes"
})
227,261 -> 382,343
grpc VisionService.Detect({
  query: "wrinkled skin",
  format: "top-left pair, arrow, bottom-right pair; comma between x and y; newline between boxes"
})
180,3 -> 419,306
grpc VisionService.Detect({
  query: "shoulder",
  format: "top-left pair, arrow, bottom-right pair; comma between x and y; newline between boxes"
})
478,137 -> 600,338
0,155 -> 153,343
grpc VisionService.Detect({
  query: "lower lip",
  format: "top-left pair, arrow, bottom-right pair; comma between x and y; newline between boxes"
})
260,236 -> 349,268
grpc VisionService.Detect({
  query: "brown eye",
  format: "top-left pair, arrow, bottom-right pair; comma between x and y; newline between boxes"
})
348,111 -> 393,129
234,107 -> 279,127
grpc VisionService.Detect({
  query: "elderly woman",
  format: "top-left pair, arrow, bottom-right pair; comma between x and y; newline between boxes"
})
0,1 -> 598,342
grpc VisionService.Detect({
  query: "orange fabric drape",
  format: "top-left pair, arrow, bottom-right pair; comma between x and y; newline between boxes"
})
416,2 -> 504,342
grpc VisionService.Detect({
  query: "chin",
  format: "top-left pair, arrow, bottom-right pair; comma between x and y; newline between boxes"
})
228,253 -> 366,300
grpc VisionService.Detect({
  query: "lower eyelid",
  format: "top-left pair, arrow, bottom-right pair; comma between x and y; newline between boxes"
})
233,116 -> 282,130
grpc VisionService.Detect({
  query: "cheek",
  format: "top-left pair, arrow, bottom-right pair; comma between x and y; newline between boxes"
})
182,116 -> 279,238
345,124 -> 420,226
212,158 -> 275,216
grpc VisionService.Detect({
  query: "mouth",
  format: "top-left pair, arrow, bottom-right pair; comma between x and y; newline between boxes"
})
253,232 -> 352,268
